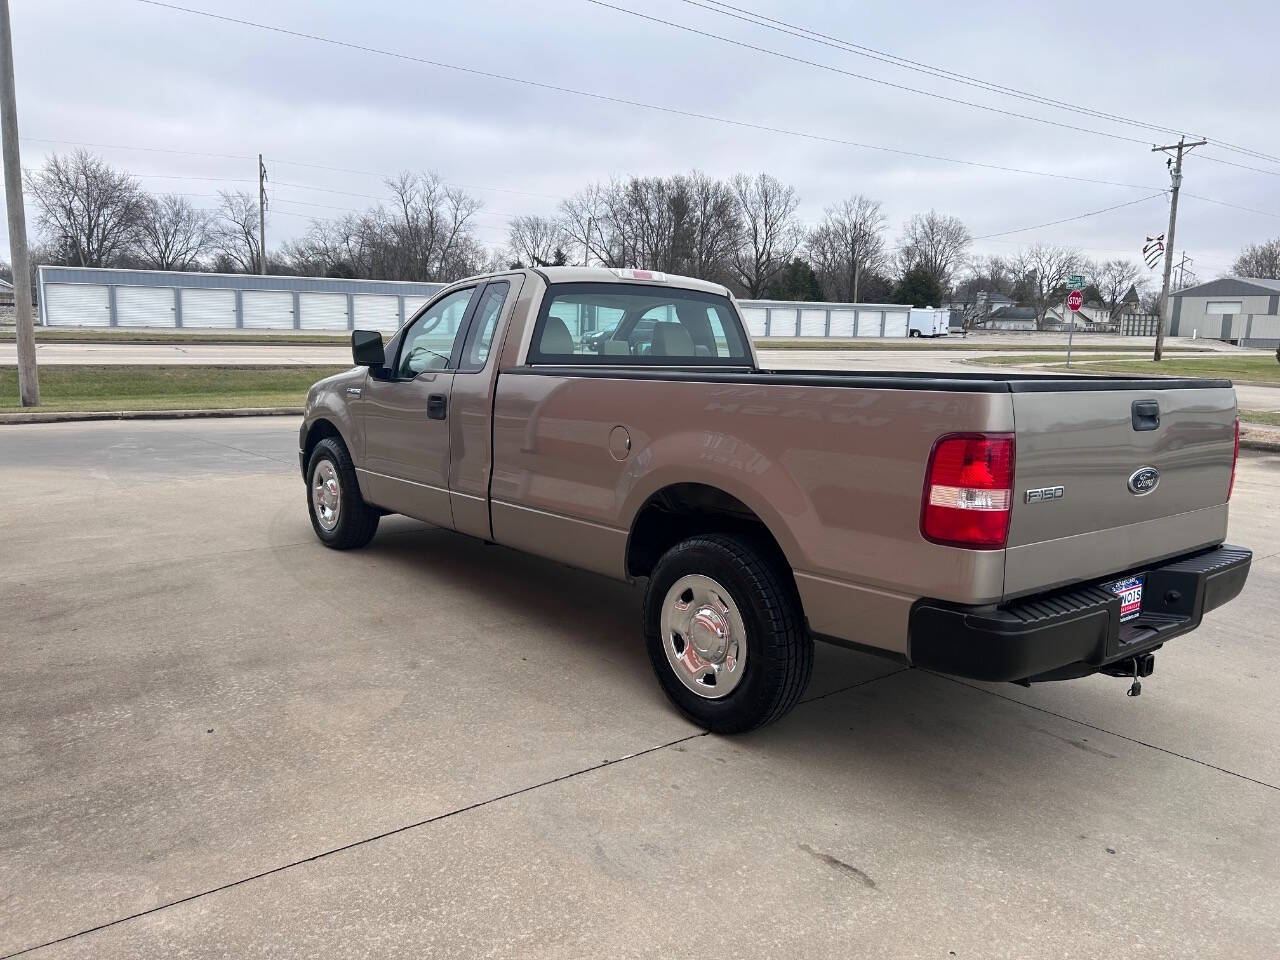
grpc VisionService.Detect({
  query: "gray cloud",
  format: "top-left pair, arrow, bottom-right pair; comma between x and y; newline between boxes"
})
8,0 -> 1279,279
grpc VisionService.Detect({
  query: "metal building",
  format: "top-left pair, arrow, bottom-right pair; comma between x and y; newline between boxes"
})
735,299 -> 910,338
35,265 -> 914,339
1167,277 -> 1280,348
37,266 -> 445,334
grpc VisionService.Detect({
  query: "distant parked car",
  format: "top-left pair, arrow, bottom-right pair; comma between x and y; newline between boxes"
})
583,317 -> 658,354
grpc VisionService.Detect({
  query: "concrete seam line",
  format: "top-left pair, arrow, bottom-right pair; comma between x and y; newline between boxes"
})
931,672 -> 1280,793
0,730 -> 712,959
798,665 -> 912,705
188,434 -> 298,467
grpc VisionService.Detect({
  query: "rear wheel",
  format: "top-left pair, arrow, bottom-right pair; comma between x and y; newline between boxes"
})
643,534 -> 812,733
306,437 -> 379,549
909,329 -> 921,338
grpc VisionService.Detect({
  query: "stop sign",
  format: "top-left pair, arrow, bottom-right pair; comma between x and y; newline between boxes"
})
1067,289 -> 1084,312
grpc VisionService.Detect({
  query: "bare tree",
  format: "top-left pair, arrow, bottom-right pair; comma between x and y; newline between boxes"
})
26,150 -> 147,267
1012,243 -> 1083,329
898,210 -> 970,293
808,195 -> 887,301
730,172 -> 801,298
381,171 -> 482,280
1232,238 -> 1280,279
555,172 -> 739,280
558,182 -> 623,267
281,172 -> 485,283
506,215 -> 564,267
210,190 -> 265,273
133,194 -> 214,271
1093,259 -> 1144,318
681,171 -> 740,281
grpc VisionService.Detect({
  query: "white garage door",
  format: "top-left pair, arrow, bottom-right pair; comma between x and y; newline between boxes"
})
828,309 -> 856,337
739,307 -> 767,338
353,294 -> 401,332
768,308 -> 797,337
799,309 -> 827,336
44,283 -> 111,327
242,290 -> 294,330
856,310 -> 882,337
116,286 -> 176,328
181,288 -> 237,328
403,296 -> 431,324
883,311 -> 909,337
299,293 -> 349,331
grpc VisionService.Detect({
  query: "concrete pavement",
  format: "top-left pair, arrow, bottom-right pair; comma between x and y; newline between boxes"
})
1,418 -> 1278,958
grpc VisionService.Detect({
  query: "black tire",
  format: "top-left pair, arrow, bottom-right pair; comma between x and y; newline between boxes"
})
643,534 -> 813,733
909,329 -> 921,338
306,437 -> 380,549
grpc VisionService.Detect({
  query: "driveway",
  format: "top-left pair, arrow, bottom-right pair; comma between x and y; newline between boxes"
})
2,419 -> 1278,958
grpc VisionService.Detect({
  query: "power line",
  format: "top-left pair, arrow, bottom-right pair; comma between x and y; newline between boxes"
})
585,0 -> 1155,148
677,0 -> 1280,169
129,0 -> 1167,193
1181,193 -> 1280,221
17,136 -> 565,202
971,193 -> 1167,241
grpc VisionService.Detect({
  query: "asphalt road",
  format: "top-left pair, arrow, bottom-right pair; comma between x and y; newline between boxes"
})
2,419 -> 1279,958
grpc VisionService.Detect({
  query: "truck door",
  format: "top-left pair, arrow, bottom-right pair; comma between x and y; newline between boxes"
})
446,278 -> 520,541
359,286 -> 479,528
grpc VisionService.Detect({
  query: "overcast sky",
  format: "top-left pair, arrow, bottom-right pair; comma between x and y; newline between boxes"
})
9,0 -> 1280,281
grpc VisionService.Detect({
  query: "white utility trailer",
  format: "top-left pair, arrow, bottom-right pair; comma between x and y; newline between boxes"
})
908,307 -> 949,338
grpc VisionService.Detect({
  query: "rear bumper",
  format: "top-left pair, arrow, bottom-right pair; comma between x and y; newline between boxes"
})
908,544 -> 1251,682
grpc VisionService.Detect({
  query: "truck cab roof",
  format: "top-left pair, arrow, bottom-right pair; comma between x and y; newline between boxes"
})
524,266 -> 732,298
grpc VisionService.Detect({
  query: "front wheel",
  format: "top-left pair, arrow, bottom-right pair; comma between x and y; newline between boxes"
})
643,534 -> 813,733
306,437 -> 380,549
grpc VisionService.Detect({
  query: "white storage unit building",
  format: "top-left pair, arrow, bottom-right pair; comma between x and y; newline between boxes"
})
37,266 -> 925,341
734,300 -> 912,339
37,266 -> 444,333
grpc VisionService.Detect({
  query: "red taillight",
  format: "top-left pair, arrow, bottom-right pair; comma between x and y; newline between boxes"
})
1228,417 -> 1240,500
921,433 -> 1015,549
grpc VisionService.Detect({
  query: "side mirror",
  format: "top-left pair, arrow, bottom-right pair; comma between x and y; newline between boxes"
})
351,329 -> 385,367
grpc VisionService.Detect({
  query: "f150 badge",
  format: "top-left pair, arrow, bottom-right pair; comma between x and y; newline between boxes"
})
1128,466 -> 1160,496
1025,485 -> 1064,504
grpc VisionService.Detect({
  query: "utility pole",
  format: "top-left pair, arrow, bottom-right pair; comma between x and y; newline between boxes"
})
257,153 -> 267,275
1151,136 -> 1206,361
0,0 -> 37,406
1173,251 -> 1194,292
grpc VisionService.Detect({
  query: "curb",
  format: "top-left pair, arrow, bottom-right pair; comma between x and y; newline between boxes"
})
1240,435 -> 1280,453
0,407 -> 302,425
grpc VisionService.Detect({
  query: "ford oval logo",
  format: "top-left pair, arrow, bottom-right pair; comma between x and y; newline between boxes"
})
1128,466 -> 1160,496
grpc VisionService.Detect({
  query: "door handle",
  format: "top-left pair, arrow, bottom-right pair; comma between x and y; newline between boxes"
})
427,394 -> 448,420
1131,400 -> 1160,431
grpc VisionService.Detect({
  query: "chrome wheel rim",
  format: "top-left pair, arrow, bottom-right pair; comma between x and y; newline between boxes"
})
312,459 -> 341,532
660,574 -> 747,699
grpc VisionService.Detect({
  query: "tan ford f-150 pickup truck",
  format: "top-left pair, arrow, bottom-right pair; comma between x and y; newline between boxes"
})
300,267 -> 1250,732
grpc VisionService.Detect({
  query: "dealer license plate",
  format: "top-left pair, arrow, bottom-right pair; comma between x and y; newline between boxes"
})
1107,575 -> 1144,623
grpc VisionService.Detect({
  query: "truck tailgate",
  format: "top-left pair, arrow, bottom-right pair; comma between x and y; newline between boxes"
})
1003,381 -> 1237,598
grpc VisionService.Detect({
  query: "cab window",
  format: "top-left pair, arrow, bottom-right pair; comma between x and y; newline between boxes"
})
397,287 -> 474,377
529,284 -> 749,365
460,281 -> 511,372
